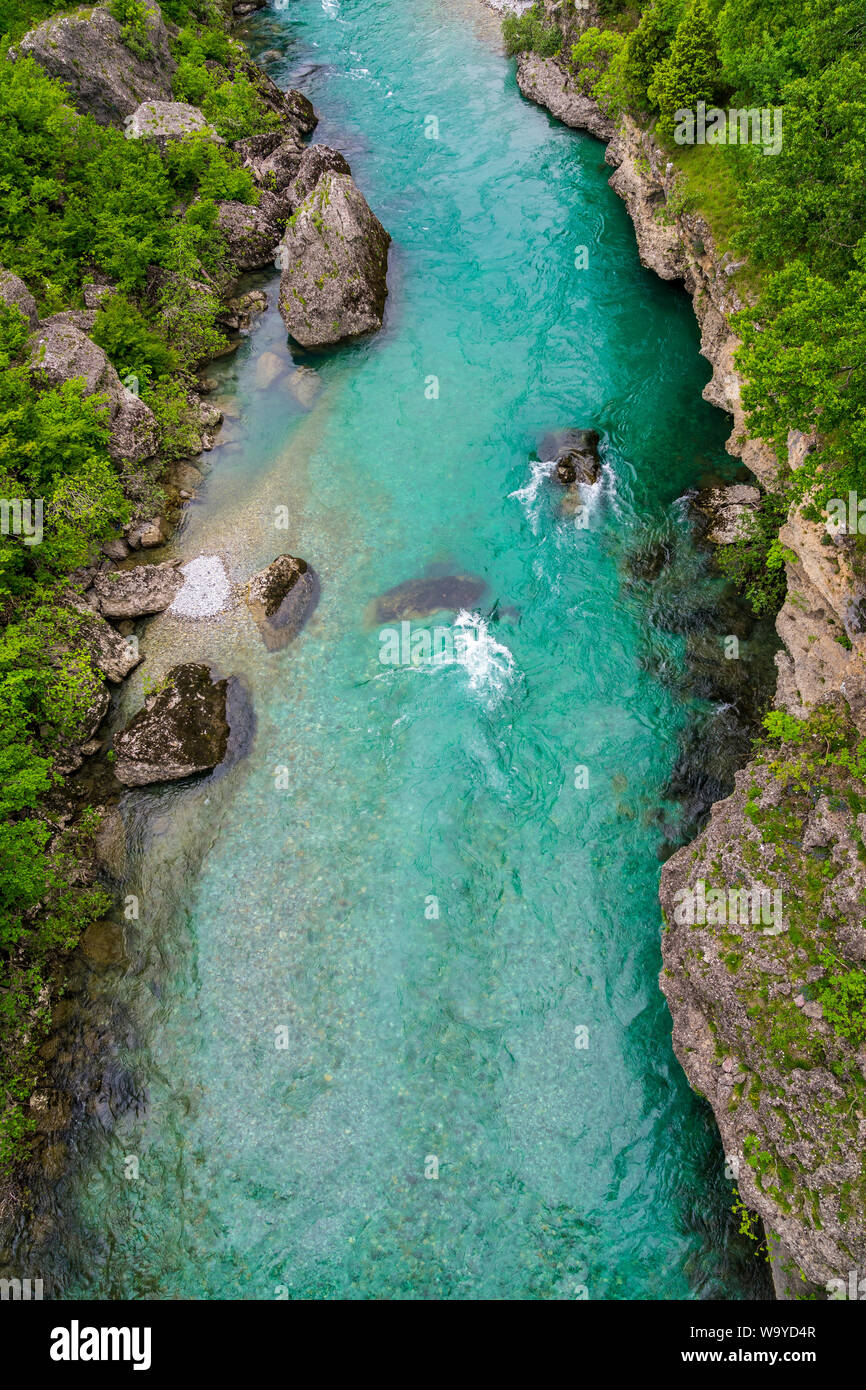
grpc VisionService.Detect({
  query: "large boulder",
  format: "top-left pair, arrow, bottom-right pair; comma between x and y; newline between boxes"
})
277,172 -> 390,347
124,101 -> 217,146
246,554 -> 318,650
233,131 -> 305,192
12,3 -> 176,127
0,267 -> 38,328
90,560 -> 183,619
29,322 -> 158,462
113,663 -> 230,786
216,201 -> 284,271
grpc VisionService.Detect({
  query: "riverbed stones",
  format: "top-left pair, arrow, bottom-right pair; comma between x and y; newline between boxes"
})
12,3 -> 176,127
90,560 -> 183,619
169,555 -> 231,618
277,171 -> 390,347
246,554 -> 318,650
113,663 -> 231,786
374,574 -> 487,623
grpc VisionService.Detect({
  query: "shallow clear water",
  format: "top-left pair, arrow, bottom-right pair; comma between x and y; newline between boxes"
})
40,0 -> 771,1298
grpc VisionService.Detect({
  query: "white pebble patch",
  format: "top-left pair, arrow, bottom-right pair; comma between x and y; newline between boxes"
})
168,555 -> 231,618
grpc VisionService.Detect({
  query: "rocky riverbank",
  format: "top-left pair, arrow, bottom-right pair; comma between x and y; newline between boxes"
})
512,39 -> 866,1296
0,0 -> 389,1227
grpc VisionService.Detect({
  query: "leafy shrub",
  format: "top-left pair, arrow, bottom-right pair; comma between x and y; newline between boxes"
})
502,3 -> 562,58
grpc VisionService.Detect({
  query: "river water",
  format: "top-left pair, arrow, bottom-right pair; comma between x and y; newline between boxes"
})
36,0 -> 772,1298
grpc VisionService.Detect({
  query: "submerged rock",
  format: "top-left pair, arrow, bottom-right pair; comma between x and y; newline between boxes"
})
374,574 -> 487,623
12,3 -> 176,127
90,560 -> 183,619
539,428 -> 601,486
114,663 -> 231,786
277,171 -> 390,347
246,554 -> 319,650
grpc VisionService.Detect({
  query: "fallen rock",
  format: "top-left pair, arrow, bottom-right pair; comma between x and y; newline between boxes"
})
124,100 -> 217,145
0,266 -> 38,328
374,574 -> 487,623
13,3 -> 176,127
277,171 -> 390,347
29,323 -> 158,462
90,560 -> 183,619
113,663 -> 231,786
246,554 -> 319,650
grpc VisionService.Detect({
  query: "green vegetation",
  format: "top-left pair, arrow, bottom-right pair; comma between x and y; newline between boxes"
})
520,0 -> 866,604
502,2 -> 562,59
0,0 -> 277,1176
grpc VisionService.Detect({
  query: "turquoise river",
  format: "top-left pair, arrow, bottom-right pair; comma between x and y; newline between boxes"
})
32,0 -> 774,1299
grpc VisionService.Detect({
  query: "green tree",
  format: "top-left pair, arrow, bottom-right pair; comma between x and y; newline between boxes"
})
647,0 -> 725,139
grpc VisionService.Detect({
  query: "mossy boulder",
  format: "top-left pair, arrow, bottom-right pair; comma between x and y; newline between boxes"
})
277,171 -> 390,347
114,663 -> 231,785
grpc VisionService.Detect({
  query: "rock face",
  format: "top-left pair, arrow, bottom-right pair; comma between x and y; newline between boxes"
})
516,54 -> 616,141
374,574 -> 487,623
246,555 -> 319,650
113,663 -> 230,786
693,483 -> 761,545
659,730 -> 866,1295
0,267 -> 38,328
90,561 -> 183,619
29,322 -> 158,462
277,172 -> 390,347
13,3 -> 176,127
